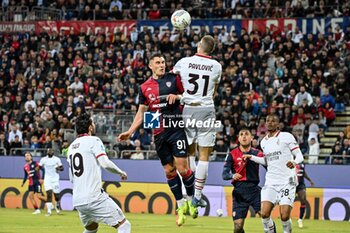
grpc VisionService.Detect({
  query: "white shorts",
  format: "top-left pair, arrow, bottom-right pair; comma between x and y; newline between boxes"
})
44,181 -> 60,194
261,183 -> 296,207
75,196 -> 125,227
182,105 -> 216,147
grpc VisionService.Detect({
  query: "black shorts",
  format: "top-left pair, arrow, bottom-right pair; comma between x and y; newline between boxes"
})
154,129 -> 188,166
29,184 -> 42,193
232,184 -> 261,220
296,183 -> 306,193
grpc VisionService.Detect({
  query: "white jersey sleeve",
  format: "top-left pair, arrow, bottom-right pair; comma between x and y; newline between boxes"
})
67,136 -> 109,207
174,54 -> 222,106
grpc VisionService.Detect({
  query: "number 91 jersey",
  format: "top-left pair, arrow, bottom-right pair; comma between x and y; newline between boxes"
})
67,135 -> 108,207
173,54 -> 222,106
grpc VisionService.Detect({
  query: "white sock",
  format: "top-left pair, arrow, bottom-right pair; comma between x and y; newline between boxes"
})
194,161 -> 208,200
83,229 -> 97,233
176,198 -> 186,208
118,220 -> 131,233
46,202 -> 52,214
282,219 -> 292,233
262,217 -> 275,233
189,156 -> 196,172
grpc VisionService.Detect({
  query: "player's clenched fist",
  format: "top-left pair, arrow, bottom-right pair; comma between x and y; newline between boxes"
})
286,161 -> 296,169
242,154 -> 252,161
117,131 -> 131,142
120,171 -> 128,180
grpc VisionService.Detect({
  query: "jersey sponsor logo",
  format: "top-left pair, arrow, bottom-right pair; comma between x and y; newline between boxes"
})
146,87 -> 152,91
151,103 -> 168,108
143,111 -> 161,129
188,63 -> 214,71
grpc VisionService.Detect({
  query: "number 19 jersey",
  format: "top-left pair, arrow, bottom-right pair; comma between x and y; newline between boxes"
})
173,54 -> 222,106
67,135 -> 108,207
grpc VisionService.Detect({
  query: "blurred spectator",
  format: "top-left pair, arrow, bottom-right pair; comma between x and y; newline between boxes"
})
329,142 -> 342,164
213,139 -> 228,161
0,131 -> 10,155
294,85 -> 313,106
130,146 -> 144,160
308,138 -> 320,164
9,135 -> 22,155
8,125 -> 22,144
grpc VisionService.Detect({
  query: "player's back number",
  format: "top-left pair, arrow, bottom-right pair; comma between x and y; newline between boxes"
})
69,153 -> 84,177
187,73 -> 209,96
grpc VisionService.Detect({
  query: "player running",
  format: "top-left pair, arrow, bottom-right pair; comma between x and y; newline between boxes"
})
222,127 -> 263,233
244,114 -> 304,233
118,54 -> 197,226
173,35 -> 222,208
22,152 -> 45,214
39,148 -> 64,216
296,162 -> 315,228
67,113 -> 131,233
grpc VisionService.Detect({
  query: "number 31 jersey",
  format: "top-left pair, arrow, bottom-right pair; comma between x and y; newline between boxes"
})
173,53 -> 222,106
67,135 -> 108,207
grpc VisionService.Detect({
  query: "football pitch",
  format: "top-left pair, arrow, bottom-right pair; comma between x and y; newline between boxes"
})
1,209 -> 350,233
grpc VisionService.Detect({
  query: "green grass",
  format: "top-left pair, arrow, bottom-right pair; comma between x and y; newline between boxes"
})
0,208 -> 350,233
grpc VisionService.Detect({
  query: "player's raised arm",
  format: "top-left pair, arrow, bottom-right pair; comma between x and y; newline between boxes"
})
222,153 -> 235,180
118,104 -> 148,141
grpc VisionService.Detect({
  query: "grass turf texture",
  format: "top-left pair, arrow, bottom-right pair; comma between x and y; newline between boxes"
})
0,208 -> 350,233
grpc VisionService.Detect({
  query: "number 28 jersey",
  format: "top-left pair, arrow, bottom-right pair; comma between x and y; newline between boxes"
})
173,54 -> 222,106
67,135 -> 108,207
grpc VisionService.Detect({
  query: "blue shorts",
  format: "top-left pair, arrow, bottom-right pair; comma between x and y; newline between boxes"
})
154,129 -> 188,166
29,184 -> 42,193
232,183 -> 261,220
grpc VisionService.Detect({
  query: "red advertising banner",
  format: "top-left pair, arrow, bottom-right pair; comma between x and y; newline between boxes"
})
35,20 -> 137,36
0,22 -> 36,32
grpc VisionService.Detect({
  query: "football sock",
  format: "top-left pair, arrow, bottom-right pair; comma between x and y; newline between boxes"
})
118,220 -> 131,233
299,204 -> 306,219
176,198 -> 186,208
33,204 -> 38,210
282,219 -> 292,233
181,169 -> 195,197
46,202 -> 52,213
262,217 -> 275,233
167,173 -> 183,201
194,161 -> 208,200
189,156 -> 196,172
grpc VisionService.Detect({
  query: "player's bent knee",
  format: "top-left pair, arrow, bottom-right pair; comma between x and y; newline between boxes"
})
85,222 -> 98,231
280,213 -> 290,221
46,190 -> 53,202
261,212 -> 271,219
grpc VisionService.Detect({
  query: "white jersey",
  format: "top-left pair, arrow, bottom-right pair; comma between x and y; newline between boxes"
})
260,131 -> 299,186
39,156 -> 62,183
173,54 -> 222,106
67,135 -> 108,207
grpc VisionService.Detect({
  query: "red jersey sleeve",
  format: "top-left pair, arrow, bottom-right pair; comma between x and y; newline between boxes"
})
175,75 -> 184,94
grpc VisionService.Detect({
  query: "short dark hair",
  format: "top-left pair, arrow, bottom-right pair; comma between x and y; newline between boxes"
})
239,127 -> 251,134
149,53 -> 165,61
267,114 -> 280,122
75,113 -> 92,135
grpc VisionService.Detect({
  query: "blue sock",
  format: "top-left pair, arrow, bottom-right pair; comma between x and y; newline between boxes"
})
300,205 -> 306,219
167,174 -> 183,200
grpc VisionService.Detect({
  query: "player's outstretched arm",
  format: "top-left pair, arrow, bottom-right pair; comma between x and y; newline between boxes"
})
118,104 -> 148,142
243,154 -> 267,166
98,155 -> 127,180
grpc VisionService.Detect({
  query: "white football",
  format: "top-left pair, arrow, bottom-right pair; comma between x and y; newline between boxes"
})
216,208 -> 223,217
171,10 -> 191,30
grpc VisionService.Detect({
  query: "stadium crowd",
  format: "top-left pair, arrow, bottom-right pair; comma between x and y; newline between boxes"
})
1,0 -> 350,20
0,1 -> 349,164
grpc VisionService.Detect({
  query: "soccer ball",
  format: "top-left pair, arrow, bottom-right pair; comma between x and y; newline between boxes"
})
216,208 -> 223,217
171,10 -> 191,30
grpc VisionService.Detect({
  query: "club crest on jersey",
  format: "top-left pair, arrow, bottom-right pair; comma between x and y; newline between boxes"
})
166,81 -> 172,88
148,94 -> 156,101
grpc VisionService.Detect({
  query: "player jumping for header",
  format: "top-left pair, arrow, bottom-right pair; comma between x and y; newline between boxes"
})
173,35 -> 222,208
